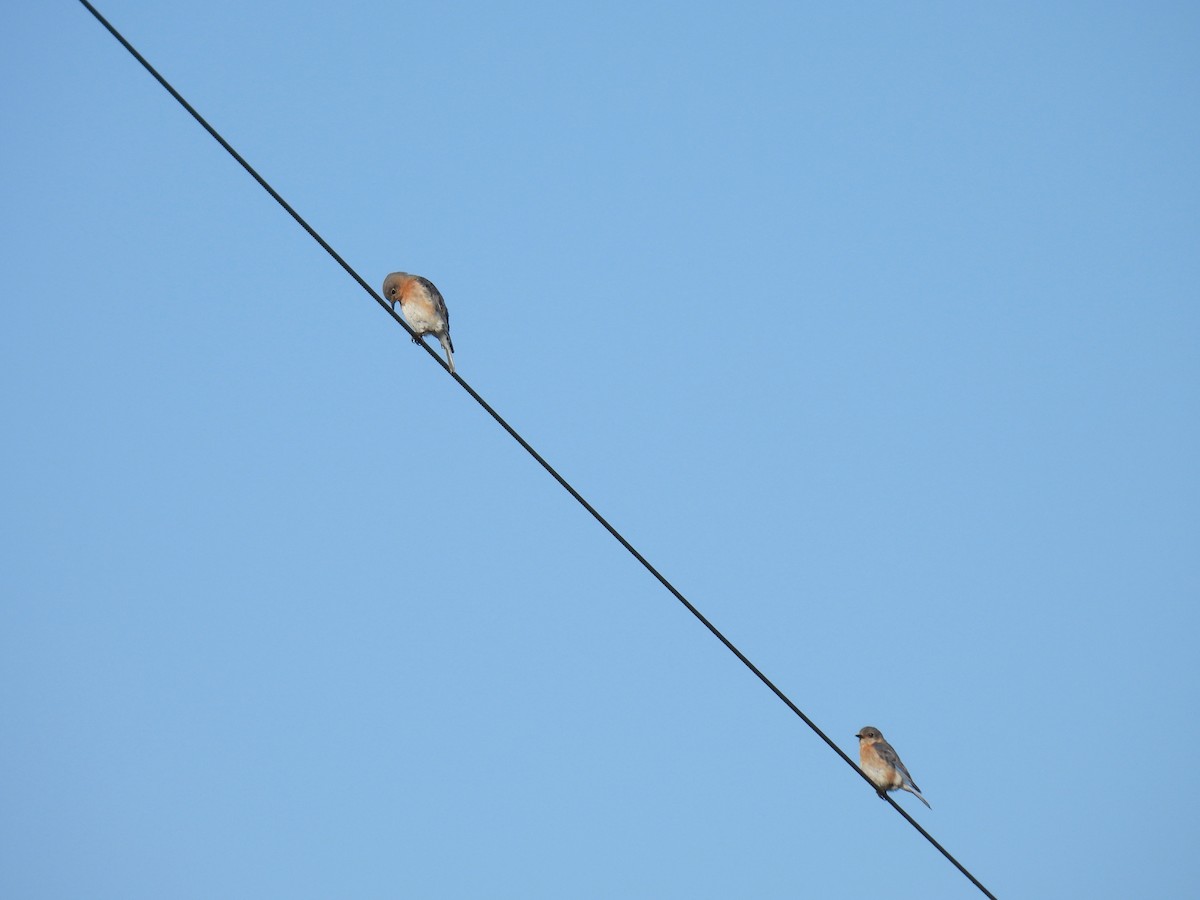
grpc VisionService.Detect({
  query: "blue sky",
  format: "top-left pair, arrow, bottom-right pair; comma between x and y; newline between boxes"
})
3,2 -> 1198,897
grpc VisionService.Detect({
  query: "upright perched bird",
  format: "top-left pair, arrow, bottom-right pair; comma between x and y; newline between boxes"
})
856,726 -> 931,809
382,272 -> 455,373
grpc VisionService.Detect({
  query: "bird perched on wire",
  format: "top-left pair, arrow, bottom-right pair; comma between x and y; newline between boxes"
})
856,726 -> 931,809
382,272 -> 455,373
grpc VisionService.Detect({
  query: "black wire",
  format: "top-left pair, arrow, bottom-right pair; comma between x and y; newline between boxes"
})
76,3 -> 997,897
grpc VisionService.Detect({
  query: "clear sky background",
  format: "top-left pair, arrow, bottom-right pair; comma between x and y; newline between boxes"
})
3,2 -> 1197,898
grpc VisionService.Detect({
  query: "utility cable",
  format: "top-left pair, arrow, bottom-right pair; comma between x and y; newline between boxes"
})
76,3 -> 996,896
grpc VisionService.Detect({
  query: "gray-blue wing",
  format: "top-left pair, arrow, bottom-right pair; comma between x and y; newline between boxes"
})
416,277 -> 449,328
878,741 -> 921,791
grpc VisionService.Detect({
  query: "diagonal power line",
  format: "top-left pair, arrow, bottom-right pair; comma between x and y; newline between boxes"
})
75,2 -> 996,896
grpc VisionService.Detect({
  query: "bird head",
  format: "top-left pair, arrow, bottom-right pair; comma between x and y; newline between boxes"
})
382,271 -> 410,308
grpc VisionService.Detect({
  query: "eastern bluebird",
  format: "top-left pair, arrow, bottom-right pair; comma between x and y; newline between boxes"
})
856,726 -> 931,809
382,272 -> 455,373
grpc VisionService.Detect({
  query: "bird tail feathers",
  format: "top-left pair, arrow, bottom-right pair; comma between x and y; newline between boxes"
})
906,785 -> 931,809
